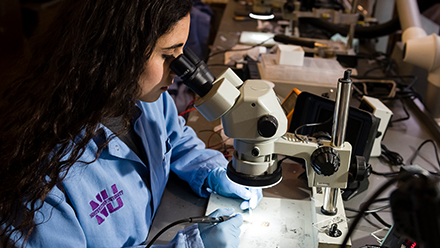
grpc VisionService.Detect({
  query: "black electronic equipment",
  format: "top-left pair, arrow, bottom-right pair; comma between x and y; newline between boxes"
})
289,91 -> 379,200
289,91 -> 379,163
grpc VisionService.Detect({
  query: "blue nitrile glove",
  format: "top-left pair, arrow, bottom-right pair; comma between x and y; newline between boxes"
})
206,167 -> 263,210
198,208 -> 242,248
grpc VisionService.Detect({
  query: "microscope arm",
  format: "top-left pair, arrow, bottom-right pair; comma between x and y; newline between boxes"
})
397,0 -> 440,72
396,0 -> 440,118
273,134 -> 352,189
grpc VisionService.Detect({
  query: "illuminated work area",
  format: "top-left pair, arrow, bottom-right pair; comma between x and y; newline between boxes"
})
1,0 -> 440,248
168,0 -> 440,247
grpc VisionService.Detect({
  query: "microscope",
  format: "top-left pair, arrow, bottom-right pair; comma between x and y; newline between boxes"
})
170,49 -> 353,247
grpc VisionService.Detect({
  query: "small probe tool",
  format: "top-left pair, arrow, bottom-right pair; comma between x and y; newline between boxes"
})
143,215 -> 233,248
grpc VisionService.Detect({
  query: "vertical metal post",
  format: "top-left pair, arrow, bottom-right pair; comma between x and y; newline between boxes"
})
322,188 -> 338,215
321,69 -> 353,215
331,70 -> 353,148
346,0 -> 359,50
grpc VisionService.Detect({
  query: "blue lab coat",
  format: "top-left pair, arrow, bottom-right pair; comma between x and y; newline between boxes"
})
15,92 -> 227,247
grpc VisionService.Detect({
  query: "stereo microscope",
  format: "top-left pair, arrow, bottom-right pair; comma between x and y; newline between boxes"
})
170,48 -> 354,247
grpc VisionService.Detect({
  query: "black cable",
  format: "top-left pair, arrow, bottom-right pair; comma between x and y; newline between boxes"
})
372,197 -> 389,203
371,212 -> 392,228
294,118 -> 332,141
345,204 -> 392,228
409,139 -> 440,168
390,97 -> 410,123
144,218 -> 189,248
375,142 -> 440,176
143,216 -> 232,248
340,171 -> 416,247
345,204 -> 390,214
362,215 -> 386,230
380,144 -> 404,166
371,170 -> 399,177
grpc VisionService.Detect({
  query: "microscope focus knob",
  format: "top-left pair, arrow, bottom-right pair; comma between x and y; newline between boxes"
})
257,115 -> 278,138
310,147 -> 340,176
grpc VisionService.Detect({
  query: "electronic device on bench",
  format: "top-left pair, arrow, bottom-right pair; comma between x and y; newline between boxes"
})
289,91 -> 380,200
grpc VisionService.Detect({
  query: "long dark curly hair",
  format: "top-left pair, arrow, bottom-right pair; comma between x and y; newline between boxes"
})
0,0 -> 193,246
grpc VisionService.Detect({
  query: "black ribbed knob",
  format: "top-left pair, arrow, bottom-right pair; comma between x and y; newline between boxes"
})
310,147 -> 340,176
257,115 -> 278,138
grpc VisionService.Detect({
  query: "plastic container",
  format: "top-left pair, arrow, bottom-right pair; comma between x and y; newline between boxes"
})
258,54 -> 346,99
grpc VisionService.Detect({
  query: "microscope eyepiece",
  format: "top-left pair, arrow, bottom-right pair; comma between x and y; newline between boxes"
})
169,48 -> 215,98
169,54 -> 196,79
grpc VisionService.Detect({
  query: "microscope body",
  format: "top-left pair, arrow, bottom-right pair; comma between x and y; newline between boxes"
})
170,50 -> 353,246
192,68 -> 351,190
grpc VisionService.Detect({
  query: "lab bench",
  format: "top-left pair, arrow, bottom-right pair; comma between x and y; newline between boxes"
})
148,1 -> 440,247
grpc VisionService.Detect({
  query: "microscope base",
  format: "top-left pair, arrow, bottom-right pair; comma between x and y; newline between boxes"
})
312,187 -> 351,248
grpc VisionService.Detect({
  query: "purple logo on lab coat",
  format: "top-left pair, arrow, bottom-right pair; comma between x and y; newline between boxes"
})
89,184 -> 124,225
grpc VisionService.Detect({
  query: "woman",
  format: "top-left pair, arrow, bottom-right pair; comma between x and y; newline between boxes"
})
0,0 -> 261,247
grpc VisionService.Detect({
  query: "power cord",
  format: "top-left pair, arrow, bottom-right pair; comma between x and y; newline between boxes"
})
346,197 -> 392,229
293,118 -> 332,142
142,216 -> 232,248
340,171 -> 419,247
380,144 -> 404,166
409,139 -> 440,168
375,140 -> 440,176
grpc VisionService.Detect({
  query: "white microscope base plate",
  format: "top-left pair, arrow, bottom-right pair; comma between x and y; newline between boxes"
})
312,187 -> 352,248
206,192 -> 351,247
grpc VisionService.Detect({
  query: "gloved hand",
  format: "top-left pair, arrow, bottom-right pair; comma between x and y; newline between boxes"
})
206,167 -> 263,210
198,208 -> 242,248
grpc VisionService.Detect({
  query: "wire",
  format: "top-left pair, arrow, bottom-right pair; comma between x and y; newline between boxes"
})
346,204 -> 392,228
380,144 -> 404,166
362,215 -> 388,230
143,216 -> 231,248
345,204 -> 390,214
409,139 -> 440,168
377,139 -> 440,175
207,129 -> 229,151
375,141 -> 440,177
178,98 -> 197,119
144,218 -> 189,248
371,170 -> 399,177
389,97 -> 410,123
178,107 -> 196,116
294,118 -> 332,141
371,197 -> 390,203
340,171 -> 417,247
371,212 -> 392,228
199,129 -> 229,154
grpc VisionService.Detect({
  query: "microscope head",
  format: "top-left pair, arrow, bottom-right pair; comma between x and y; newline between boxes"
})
169,48 -> 215,98
170,48 -> 286,188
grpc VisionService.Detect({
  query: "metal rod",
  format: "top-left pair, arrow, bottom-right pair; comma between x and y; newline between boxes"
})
321,187 -> 338,215
322,69 -> 353,215
331,69 -> 353,148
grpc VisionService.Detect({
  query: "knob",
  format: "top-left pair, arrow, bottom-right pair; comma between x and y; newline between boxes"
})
310,147 -> 340,176
257,115 -> 278,138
